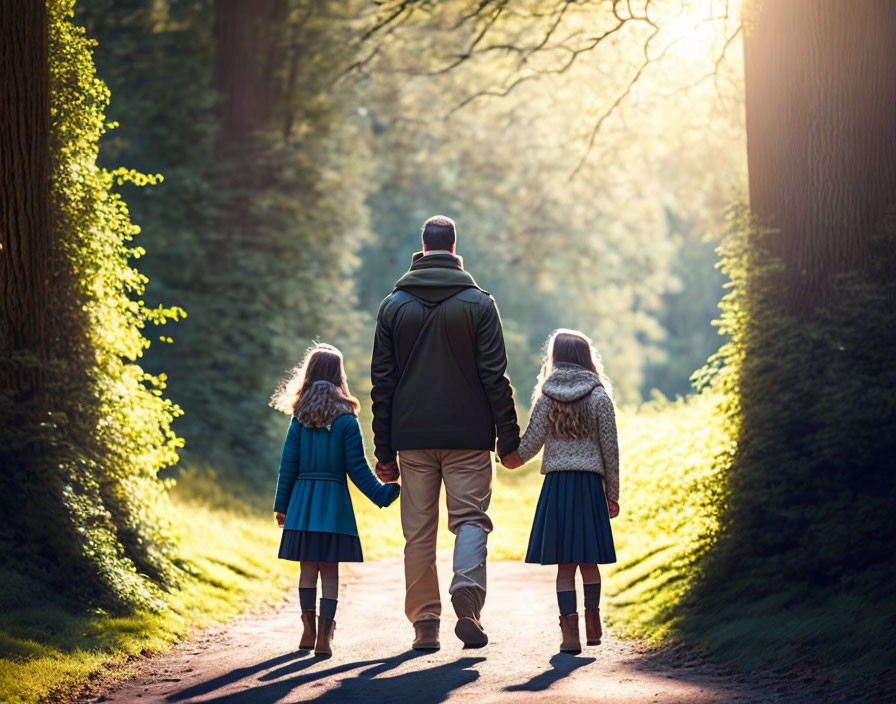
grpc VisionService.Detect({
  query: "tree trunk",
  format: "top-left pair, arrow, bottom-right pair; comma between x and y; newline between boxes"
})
0,0 -> 51,396
744,0 -> 896,308
211,0 -> 288,260
213,0 -> 287,155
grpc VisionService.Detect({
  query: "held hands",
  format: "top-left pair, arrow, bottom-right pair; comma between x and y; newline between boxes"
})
607,500 -> 620,519
375,459 -> 400,483
500,450 -> 523,470
274,511 -> 286,528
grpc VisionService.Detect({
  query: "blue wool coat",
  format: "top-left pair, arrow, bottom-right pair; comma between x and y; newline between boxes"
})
273,414 -> 399,536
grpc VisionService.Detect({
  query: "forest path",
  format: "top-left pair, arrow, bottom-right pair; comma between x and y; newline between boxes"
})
84,558 -> 800,704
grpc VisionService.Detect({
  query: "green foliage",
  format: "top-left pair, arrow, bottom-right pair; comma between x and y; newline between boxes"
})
703,204 -> 896,594
0,0 -> 183,612
642,226 -> 728,398
78,0 -> 742,478
348,0 -> 745,402
350,4 -> 742,402
78,1 -> 373,486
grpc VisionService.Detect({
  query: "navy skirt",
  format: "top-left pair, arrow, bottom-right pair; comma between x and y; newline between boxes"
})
278,529 -> 363,562
525,471 -> 617,565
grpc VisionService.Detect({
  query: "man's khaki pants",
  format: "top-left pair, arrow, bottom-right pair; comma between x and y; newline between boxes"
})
397,449 -> 494,623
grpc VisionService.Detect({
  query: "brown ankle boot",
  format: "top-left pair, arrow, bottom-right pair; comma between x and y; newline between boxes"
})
559,613 -> 582,654
452,587 -> 488,648
314,616 -> 335,656
584,607 -> 602,645
299,609 -> 316,650
412,616 -> 440,650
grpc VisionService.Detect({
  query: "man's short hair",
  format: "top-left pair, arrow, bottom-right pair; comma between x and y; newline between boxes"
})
421,215 -> 457,251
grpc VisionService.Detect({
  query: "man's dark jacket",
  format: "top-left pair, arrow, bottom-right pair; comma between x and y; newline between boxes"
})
371,252 -> 520,463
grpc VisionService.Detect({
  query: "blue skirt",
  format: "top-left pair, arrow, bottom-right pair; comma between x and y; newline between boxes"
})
525,471 -> 617,565
278,530 -> 363,562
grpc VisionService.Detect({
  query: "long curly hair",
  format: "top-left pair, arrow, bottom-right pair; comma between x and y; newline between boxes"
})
532,329 -> 614,440
270,343 -> 360,423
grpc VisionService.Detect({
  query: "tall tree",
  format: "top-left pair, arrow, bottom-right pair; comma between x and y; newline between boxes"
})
0,0 -> 50,399
744,0 -> 896,303
214,0 -> 285,152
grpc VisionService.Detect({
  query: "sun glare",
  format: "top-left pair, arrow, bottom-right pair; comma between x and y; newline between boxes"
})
660,0 -> 742,67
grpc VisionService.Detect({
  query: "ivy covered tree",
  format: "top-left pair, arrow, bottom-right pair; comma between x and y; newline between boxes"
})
0,0 -> 183,609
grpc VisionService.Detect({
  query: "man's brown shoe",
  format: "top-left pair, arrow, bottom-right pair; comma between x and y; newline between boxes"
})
455,617 -> 488,648
412,616 -> 440,650
451,586 -> 488,648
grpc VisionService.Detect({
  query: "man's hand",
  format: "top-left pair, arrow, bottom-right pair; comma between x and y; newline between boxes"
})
607,500 -> 620,519
274,511 -> 286,528
376,459 -> 400,483
500,450 -> 523,469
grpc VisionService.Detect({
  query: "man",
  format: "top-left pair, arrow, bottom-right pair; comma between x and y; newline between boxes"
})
371,215 -> 522,650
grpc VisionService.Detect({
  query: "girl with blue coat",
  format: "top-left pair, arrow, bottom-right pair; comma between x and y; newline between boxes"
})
271,343 -> 399,656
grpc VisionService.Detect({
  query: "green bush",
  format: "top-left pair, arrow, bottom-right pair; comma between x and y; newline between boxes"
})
700,204 -> 896,599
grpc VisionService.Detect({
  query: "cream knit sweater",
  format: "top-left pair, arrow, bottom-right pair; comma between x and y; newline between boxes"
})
517,362 -> 620,502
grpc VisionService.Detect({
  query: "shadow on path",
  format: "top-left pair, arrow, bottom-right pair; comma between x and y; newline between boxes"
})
504,652 -> 596,692
167,649 -> 484,704
302,655 -> 486,704
166,652 -> 299,702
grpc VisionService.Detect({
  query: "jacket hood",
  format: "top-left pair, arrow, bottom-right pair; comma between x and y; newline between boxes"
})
294,380 -> 356,428
541,362 -> 602,403
393,252 -> 481,303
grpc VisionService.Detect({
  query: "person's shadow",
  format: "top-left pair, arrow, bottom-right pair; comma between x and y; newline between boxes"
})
168,649 -> 484,704
166,652 -> 300,701
504,652 -> 595,692
301,655 -> 485,704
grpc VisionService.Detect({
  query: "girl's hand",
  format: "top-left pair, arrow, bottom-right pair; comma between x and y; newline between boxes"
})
275,512 -> 286,528
607,501 -> 619,519
500,450 -> 523,469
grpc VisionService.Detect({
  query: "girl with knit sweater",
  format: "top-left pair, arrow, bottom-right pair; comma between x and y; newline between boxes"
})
271,343 -> 399,656
510,329 -> 620,654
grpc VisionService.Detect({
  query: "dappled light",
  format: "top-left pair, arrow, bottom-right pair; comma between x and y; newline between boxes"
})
1,1 -> 894,703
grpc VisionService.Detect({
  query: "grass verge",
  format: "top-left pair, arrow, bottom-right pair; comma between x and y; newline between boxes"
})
601,392 -> 894,697
0,480 -> 294,704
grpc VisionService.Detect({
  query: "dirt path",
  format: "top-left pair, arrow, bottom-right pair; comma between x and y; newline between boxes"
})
84,558 -> 807,704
